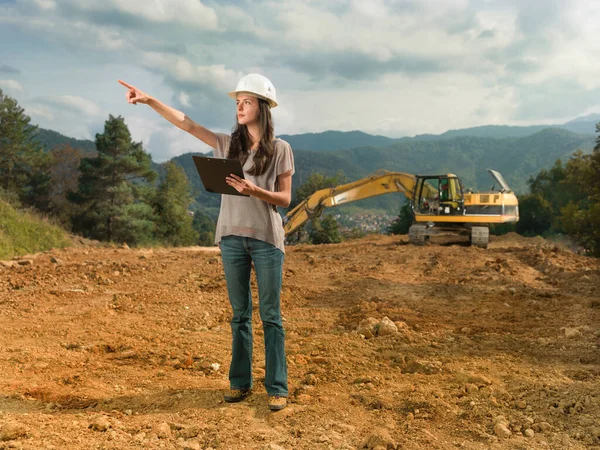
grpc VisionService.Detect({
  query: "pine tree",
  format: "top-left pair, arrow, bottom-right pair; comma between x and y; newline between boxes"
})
192,209 -> 216,246
288,171 -> 346,244
70,115 -> 157,244
516,193 -> 553,236
309,215 -> 342,244
48,144 -> 85,226
154,161 -> 198,246
388,202 -> 414,235
0,89 -> 50,207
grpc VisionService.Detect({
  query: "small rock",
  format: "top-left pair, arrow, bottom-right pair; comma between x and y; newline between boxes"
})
89,416 -> 111,432
523,428 -> 534,438
304,374 -> 318,385
17,260 -> 33,266
262,444 -> 286,450
516,400 -> 527,409
50,256 -> 63,265
363,429 -> 395,449
357,317 -> 379,338
155,422 -> 171,439
177,425 -> 200,439
0,422 -> 29,441
493,415 -> 508,426
210,363 -> 220,371
563,327 -> 582,339
253,368 -> 266,378
537,421 -> 552,432
494,422 -> 512,439
460,372 -> 492,386
377,317 -> 398,336
295,393 -> 312,404
465,383 -> 479,394
134,432 -> 146,442
182,442 -> 201,450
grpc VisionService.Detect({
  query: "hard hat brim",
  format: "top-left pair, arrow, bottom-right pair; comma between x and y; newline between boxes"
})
228,90 -> 278,108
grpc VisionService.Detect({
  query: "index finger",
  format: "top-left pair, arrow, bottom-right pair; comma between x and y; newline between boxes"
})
118,79 -> 134,90
229,174 -> 242,181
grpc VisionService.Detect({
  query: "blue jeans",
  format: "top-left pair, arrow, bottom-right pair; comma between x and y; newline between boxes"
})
219,236 -> 288,397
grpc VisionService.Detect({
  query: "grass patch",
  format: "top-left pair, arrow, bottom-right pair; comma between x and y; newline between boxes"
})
0,200 -> 71,260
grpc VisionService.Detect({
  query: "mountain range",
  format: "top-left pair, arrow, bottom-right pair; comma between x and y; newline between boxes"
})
34,116 -> 599,217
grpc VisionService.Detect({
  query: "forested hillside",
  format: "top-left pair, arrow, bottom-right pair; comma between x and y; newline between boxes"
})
278,130 -> 395,151
36,128 -> 96,153
165,128 -> 594,216
31,119 -> 596,220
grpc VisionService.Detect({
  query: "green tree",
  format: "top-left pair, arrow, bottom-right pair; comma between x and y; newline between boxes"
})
287,171 -> 346,244
70,115 -> 157,244
0,89 -> 50,208
192,209 -> 216,246
309,215 -> 342,244
388,202 -> 413,235
48,144 -> 85,226
558,123 -> 600,255
516,193 -> 553,236
154,161 -> 198,246
528,159 -> 567,214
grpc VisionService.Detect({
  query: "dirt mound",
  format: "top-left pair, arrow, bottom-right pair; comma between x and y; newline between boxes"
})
0,234 -> 599,449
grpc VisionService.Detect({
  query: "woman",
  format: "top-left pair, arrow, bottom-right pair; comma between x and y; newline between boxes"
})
118,74 -> 294,411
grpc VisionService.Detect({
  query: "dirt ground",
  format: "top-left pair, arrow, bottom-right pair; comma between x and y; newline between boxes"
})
0,233 -> 599,450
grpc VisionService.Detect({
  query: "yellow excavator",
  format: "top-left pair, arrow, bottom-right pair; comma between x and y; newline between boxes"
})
283,169 -> 519,248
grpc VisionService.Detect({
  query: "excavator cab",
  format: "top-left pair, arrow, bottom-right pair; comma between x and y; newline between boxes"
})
413,175 -> 464,216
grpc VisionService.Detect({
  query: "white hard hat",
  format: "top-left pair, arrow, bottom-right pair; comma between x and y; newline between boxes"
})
228,73 -> 278,108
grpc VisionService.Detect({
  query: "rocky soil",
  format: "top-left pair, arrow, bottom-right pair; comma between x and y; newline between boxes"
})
0,233 -> 599,449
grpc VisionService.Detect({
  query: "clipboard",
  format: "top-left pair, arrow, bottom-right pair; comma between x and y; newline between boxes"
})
192,155 -> 249,197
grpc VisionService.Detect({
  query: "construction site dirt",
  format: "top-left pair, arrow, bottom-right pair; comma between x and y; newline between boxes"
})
0,233 -> 599,449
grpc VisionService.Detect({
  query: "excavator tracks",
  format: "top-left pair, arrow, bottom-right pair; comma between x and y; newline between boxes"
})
408,224 -> 428,245
470,226 -> 489,248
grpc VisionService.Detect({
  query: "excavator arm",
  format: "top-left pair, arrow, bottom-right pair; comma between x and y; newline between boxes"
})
283,170 -> 421,235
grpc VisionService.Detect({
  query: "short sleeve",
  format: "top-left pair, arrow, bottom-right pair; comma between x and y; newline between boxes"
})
213,133 -> 232,158
274,139 -> 295,177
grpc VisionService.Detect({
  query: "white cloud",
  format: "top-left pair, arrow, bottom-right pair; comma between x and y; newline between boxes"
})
0,0 -> 598,155
123,0 -> 218,28
59,0 -> 219,29
141,53 -> 240,91
26,104 -> 55,121
38,95 -> 103,117
0,79 -> 24,94
32,0 -> 56,11
178,92 -> 191,107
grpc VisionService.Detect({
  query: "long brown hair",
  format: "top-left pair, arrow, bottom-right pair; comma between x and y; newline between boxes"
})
227,99 -> 274,176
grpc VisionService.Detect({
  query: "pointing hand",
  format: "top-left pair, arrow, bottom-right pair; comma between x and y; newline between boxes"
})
118,80 -> 149,105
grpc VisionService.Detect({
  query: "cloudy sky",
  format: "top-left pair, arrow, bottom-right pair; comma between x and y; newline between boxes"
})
1,0 -> 599,161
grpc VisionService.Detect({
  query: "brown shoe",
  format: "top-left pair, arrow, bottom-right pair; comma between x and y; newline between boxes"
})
268,396 -> 287,411
224,389 -> 251,403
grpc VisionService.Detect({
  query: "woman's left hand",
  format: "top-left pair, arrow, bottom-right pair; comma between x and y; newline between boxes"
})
226,174 -> 257,196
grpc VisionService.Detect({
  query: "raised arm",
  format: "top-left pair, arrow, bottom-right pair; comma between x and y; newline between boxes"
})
118,80 -> 217,149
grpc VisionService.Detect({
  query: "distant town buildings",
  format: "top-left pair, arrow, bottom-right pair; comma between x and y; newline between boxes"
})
332,213 -> 395,234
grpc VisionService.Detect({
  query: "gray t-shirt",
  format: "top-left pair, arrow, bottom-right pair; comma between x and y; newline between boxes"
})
213,133 -> 295,253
